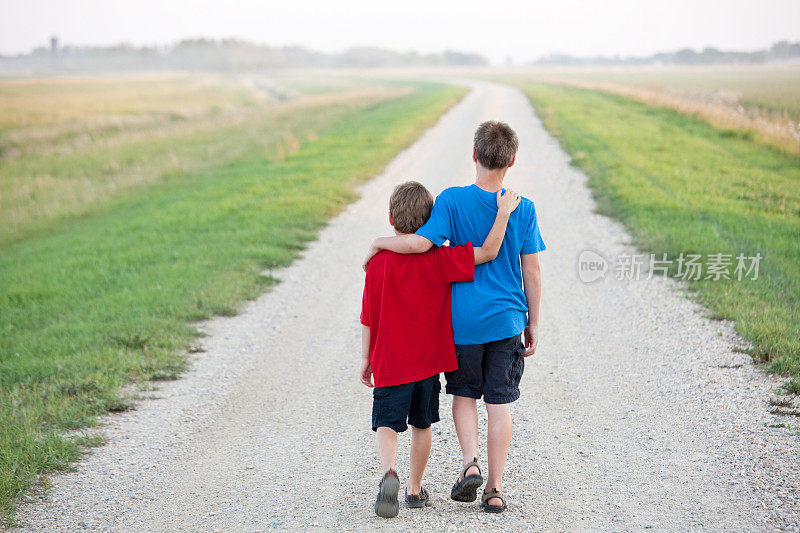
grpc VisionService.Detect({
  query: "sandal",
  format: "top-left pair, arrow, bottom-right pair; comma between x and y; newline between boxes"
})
481,488 -> 507,513
405,486 -> 432,508
450,457 -> 484,502
374,469 -> 400,518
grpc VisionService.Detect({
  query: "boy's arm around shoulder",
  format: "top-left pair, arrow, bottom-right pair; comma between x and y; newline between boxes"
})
363,234 -> 432,271
473,189 -> 521,265
363,188 -> 454,271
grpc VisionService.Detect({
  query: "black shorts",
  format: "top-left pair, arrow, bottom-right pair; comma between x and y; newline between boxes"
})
372,374 -> 441,432
444,335 -> 525,404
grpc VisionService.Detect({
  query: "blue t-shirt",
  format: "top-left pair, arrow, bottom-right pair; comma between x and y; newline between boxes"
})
416,184 -> 545,345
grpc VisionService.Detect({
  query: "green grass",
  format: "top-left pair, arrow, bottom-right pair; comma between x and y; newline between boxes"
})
494,66 -> 800,156
0,81 -> 466,522
518,82 -> 800,388
510,66 -> 800,121
0,75 -> 409,246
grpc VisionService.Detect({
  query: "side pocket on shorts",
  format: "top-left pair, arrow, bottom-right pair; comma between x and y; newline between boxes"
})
444,347 -> 464,389
372,387 -> 390,416
372,387 -> 391,429
511,344 -> 525,384
373,387 -> 391,399
429,376 -> 442,424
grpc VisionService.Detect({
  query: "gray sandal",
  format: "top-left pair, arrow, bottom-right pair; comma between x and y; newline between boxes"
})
450,458 -> 484,502
481,488 -> 507,513
375,469 -> 400,518
405,486 -> 432,508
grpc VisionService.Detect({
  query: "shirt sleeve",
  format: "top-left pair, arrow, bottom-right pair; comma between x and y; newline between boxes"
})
521,201 -> 546,255
434,243 -> 475,284
415,191 -> 452,247
360,268 -> 371,327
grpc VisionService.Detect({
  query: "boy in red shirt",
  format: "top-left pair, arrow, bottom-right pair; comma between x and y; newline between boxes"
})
360,181 -> 519,518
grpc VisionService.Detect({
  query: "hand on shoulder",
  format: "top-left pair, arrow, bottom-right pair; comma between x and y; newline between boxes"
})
496,189 -> 521,217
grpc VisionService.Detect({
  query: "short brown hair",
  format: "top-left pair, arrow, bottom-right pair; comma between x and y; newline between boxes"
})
389,181 -> 434,234
474,121 -> 519,169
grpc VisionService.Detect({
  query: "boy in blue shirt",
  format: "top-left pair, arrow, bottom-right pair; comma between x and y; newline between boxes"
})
363,121 -> 544,513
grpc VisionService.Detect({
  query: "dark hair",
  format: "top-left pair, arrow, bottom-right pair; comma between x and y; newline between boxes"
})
474,121 -> 519,169
389,181 -> 434,234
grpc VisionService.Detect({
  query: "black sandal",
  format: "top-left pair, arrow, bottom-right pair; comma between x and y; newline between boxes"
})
481,488 -> 507,513
374,469 -> 400,518
405,486 -> 432,508
450,458 -> 484,502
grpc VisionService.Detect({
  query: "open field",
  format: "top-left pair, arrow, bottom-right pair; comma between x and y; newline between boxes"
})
497,65 -> 800,155
4,68 -> 798,526
0,73 -> 413,246
0,74 -> 466,521
12,81 -> 799,532
517,82 -> 800,392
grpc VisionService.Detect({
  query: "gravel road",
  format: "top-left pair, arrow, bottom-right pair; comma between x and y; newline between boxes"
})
16,82 -> 799,531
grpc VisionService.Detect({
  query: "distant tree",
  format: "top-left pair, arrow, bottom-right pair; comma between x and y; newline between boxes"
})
442,50 -> 488,66
528,41 -> 795,67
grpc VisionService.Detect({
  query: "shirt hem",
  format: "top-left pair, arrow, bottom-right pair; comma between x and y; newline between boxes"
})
521,244 -> 546,255
373,367 -> 455,388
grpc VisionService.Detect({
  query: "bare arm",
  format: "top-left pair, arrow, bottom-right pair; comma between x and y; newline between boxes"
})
363,189 -> 521,269
521,253 -> 541,356
374,233 -> 432,255
363,234 -> 432,271
473,189 -> 521,265
359,325 -> 373,387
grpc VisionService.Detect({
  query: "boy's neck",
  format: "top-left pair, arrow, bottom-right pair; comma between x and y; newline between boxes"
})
474,165 -> 508,193
393,229 -> 409,236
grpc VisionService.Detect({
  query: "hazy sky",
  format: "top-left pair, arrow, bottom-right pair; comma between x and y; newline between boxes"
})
1,0 -> 799,64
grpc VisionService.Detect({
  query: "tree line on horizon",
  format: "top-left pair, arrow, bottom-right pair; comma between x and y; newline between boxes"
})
0,38 -> 488,72
2,38 -> 798,73
531,40 -> 800,66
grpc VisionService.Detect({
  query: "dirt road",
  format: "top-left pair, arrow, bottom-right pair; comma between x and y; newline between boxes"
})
17,82 -> 798,531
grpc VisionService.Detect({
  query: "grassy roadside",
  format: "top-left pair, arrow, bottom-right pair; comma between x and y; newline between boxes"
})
492,66 -> 800,156
0,75 -> 408,246
0,81 -> 467,521
517,82 -> 800,392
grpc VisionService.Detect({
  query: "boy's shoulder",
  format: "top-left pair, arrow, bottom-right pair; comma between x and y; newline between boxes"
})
513,195 -> 538,220
436,185 -> 473,202
429,186 -> 478,216
443,184 -> 473,195
366,248 -> 430,275
365,249 -> 393,271
367,245 -> 470,277
518,195 -> 536,213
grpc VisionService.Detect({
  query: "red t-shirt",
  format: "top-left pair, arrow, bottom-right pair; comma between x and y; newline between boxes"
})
360,243 -> 475,387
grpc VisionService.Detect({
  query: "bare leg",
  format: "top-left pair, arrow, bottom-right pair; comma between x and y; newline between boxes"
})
485,402 -> 512,506
406,425 -> 431,494
452,395 -> 480,477
376,427 -> 398,474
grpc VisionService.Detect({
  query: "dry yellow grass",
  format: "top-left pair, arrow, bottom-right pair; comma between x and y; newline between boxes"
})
0,74 -> 251,128
539,77 -> 800,155
492,65 -> 800,155
0,73 -> 409,245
